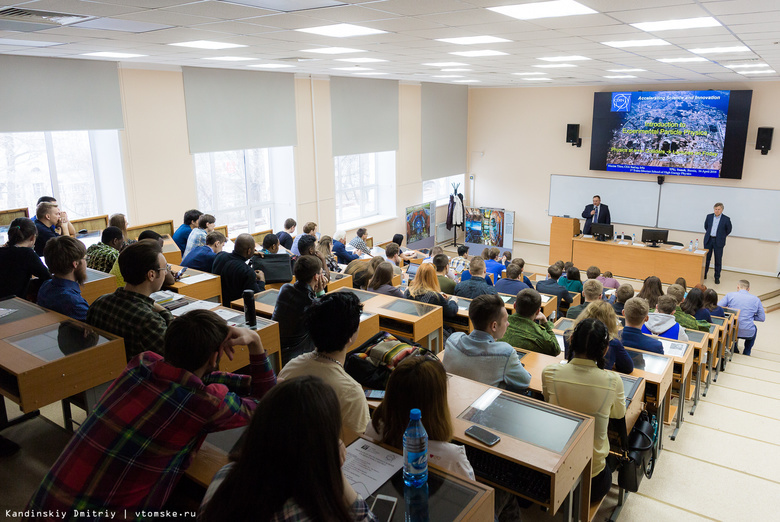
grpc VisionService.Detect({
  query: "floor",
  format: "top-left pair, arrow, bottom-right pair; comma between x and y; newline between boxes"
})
2,267 -> 780,521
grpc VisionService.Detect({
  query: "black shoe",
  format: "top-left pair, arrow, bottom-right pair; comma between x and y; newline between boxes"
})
704,274 -> 708,280
715,277 -> 720,284
733,346 -> 740,354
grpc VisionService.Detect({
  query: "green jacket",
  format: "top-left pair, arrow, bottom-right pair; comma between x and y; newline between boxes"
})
675,306 -> 710,332
500,314 -> 561,357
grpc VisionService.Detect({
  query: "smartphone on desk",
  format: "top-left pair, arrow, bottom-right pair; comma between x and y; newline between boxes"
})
465,425 -> 501,446
370,495 -> 397,522
364,389 -> 385,400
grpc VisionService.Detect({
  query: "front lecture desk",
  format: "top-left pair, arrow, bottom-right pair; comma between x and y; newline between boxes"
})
571,237 -> 705,285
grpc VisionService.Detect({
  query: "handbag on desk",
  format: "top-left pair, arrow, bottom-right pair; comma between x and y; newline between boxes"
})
250,252 -> 293,284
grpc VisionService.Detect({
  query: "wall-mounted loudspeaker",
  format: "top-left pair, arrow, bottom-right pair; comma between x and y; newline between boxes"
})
756,127 -> 773,155
566,124 -> 582,148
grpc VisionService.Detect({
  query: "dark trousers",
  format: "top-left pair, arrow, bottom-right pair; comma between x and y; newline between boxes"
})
740,330 -> 757,356
590,463 -> 613,502
705,244 -> 724,278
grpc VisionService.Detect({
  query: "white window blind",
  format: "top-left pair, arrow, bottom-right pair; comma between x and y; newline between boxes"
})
421,83 -> 468,181
330,77 -> 399,157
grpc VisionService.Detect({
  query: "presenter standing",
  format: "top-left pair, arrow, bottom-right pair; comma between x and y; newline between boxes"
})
581,195 -> 611,235
703,202 -> 732,284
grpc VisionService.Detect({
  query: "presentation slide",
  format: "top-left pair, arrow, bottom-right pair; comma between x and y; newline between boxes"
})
464,207 -> 513,255
405,201 -> 435,250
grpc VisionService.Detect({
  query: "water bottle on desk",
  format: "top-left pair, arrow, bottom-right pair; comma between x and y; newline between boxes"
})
632,233 -> 636,244
403,408 -> 428,487
689,241 -> 693,251
695,239 -> 699,250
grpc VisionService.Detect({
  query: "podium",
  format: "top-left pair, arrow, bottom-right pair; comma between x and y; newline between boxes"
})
549,216 -> 580,264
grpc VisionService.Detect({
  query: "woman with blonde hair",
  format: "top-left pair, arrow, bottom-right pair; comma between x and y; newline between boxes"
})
405,263 -> 458,320
566,300 -> 633,374
108,213 -> 133,249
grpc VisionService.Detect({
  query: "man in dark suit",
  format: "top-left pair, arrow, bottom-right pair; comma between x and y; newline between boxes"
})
581,195 -> 611,235
536,264 -> 572,317
703,202 -> 732,284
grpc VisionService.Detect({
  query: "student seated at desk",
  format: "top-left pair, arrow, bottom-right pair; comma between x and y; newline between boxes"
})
500,288 -> 560,357
349,227 -> 372,256
272,255 -> 327,365
38,236 -> 89,322
86,226 -> 123,273
642,295 -> 689,342
275,217 -> 296,251
667,284 -> 709,332
703,288 -> 725,318
34,195 -> 76,236
368,356 -> 475,480
384,242 -> 404,275
291,221 -> 317,256
542,318 -> 626,503
172,208 -> 202,253
682,287 -> 712,323
558,266 -> 584,294
567,279 -> 603,319
109,213 -> 134,249
109,230 -> 176,288
367,262 -> 405,298
33,201 -> 68,256
454,257 -> 497,299
279,292 -> 370,433
27,310 -> 275,516
199,376 -> 375,522
443,294 -> 531,393
612,283 -> 634,316
509,257 -> 533,287
345,256 -> 383,290
317,235 -> 340,273
213,233 -> 266,307
0,217 -> 51,299
620,297 -> 665,355
494,263 -> 530,296
89,240 -> 174,360
405,263 -> 459,321
565,301 -> 634,374
183,213 -> 216,260
483,247 -> 505,283
449,245 -> 470,278
596,269 -> 620,290
333,230 -> 360,264
535,264 -> 572,316
181,231 -> 226,273
637,275 -> 664,310
433,253 -> 456,293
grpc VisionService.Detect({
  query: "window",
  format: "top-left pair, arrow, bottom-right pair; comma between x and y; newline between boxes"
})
0,130 -> 126,219
423,173 -> 465,207
335,151 -> 396,226
194,146 -> 295,236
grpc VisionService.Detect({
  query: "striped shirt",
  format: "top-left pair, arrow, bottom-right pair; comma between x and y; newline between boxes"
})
348,236 -> 371,255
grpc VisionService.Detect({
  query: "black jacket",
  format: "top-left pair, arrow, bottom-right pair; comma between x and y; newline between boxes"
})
272,281 -> 315,348
212,251 -> 265,306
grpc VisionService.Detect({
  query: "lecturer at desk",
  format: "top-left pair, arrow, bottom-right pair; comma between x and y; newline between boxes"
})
703,202 -> 732,284
581,195 -> 611,235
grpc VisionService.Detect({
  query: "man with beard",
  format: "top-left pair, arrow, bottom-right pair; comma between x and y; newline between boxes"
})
38,236 -> 89,321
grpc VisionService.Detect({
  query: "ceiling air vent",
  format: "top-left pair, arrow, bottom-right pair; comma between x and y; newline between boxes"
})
0,8 -> 92,32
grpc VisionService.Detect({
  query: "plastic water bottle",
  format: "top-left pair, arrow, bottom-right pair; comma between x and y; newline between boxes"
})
403,408 -> 428,487
695,239 -> 699,250
621,231 -> 625,241
689,241 -> 693,251
404,483 -> 429,522
632,233 -> 636,244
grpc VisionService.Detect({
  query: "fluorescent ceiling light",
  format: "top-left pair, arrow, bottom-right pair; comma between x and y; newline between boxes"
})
739,69 -> 776,75
607,68 -> 646,72
72,18 -> 171,33
512,72 -> 546,76
422,62 -> 467,67
604,75 -> 637,79
436,36 -> 511,45
533,63 -> 576,68
523,77 -> 553,81
724,63 -> 769,69
248,64 -> 295,68
453,80 -> 480,83
301,47 -> 366,54
296,23 -> 385,37
632,17 -> 721,32
335,57 -> 387,63
450,50 -> 508,57
657,57 -> 709,63
332,66 -> 373,71
688,46 -> 751,54
433,75 -> 464,78
204,56 -> 257,61
601,39 -> 670,48
353,72 -> 388,75
488,0 -> 597,20
224,0 -> 346,12
0,38 -> 63,47
82,52 -> 147,58
442,68 -> 472,71
170,40 -> 246,50
538,55 -> 590,61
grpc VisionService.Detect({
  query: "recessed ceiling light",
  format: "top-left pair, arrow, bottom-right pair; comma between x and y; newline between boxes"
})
301,47 -> 366,54
601,39 -> 670,48
688,46 -> 751,54
488,0 -> 597,20
657,57 -> 709,63
296,23 -> 385,37
442,68 -> 472,72
353,72 -> 388,75
604,75 -> 637,79
248,64 -> 296,68
606,68 -> 646,72
332,66 -> 373,71
82,52 -> 147,58
422,62 -> 467,67
538,55 -> 590,61
450,50 -> 508,57
433,75 -> 464,78
512,72 -> 546,76
533,64 -> 576,68
0,38 -> 63,47
436,36 -> 511,45
453,80 -> 481,83
204,56 -> 257,61
739,69 -> 776,75
632,17 -> 721,32
523,77 -> 553,81
724,63 -> 769,69
170,40 -> 247,50
335,57 -> 387,63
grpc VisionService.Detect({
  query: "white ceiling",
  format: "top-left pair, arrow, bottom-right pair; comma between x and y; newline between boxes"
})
1,0 -> 779,87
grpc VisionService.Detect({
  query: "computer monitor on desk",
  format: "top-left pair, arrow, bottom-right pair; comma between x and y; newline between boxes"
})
641,228 -> 669,248
590,223 -> 613,241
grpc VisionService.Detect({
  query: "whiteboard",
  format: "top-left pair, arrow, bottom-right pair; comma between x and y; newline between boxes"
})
548,175 -> 660,227
657,184 -> 780,241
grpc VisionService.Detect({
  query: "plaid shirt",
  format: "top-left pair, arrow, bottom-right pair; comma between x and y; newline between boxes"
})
348,236 -> 372,255
87,288 -> 173,360
86,242 -> 119,274
449,256 -> 469,276
27,351 -> 276,517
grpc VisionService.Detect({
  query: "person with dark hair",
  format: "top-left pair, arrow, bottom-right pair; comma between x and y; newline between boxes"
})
332,230 -> 359,264
349,227 -> 371,255
405,264 -> 459,321
542,318 -> 625,503
391,233 -> 420,261
612,283 -> 634,316
38,236 -> 89,321
597,270 -> 620,290
675,277 -> 687,295
368,357 -> 475,479
681,287 -> 711,323
317,235 -> 340,272
560,266 -> 584,294
454,257 -> 498,298
536,264 -> 573,316
183,213 -> 216,259
33,196 -> 76,236
433,253 -> 455,293
667,283 -> 709,331
637,275 -> 664,310
86,226 -> 124,273
384,242 -> 404,275
345,256 -> 383,290
509,257 -> 533,287
443,294 -> 530,393
484,247 -> 505,283
581,194 -> 611,235
291,221 -> 317,256
87,240 -> 174,360
621,297 -> 664,355
213,233 -> 266,307
0,217 -> 51,298
27,310 -> 275,516
367,261 -> 404,298
199,376 -> 374,521
261,233 -> 280,254
494,263 -> 530,295
181,231 -> 226,272
108,213 -> 132,248
272,255 -> 327,365
297,233 -> 317,257
703,288 -> 725,318
173,209 -> 203,253
449,244 -> 470,277
566,301 -> 633,374
278,292 -> 369,433
108,229 -> 176,288
500,288 -> 559,356
34,201 -> 67,256
275,218 -> 297,251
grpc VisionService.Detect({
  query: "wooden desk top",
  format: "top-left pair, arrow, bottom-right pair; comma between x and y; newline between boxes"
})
167,264 -> 222,303
81,268 -> 117,304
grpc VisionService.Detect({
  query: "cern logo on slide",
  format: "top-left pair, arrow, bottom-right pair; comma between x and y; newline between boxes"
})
611,92 -> 632,112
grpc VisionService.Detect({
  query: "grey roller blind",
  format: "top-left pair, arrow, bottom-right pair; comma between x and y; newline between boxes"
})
182,66 -> 297,153
330,76 -> 398,157
421,83 -> 468,181
0,55 -> 123,132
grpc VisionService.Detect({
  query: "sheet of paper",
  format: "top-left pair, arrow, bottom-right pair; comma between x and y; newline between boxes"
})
660,339 -> 688,358
694,249 -> 707,255
343,439 -> 403,499
618,241 -> 629,245
541,295 -> 551,303
170,300 -> 221,317
151,290 -> 184,304
499,295 -> 512,303
0,308 -> 17,318
670,245 -> 685,250
213,308 -> 243,323
633,243 -> 646,247
179,273 -> 218,285
556,334 -> 565,351
582,234 -> 593,238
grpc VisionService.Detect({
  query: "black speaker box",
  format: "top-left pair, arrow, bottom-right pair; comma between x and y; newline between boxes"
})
566,124 -> 580,144
756,127 -> 773,155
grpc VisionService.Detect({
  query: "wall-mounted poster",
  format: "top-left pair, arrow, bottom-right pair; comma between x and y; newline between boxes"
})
405,202 -> 435,249
465,207 -> 505,247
